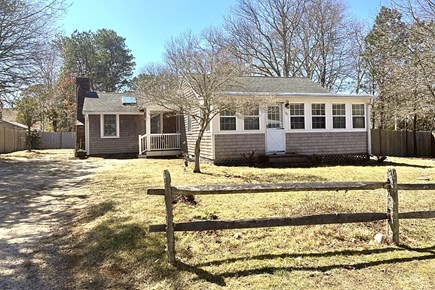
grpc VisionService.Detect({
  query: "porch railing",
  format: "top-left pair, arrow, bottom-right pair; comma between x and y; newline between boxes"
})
139,133 -> 181,155
139,134 -> 147,154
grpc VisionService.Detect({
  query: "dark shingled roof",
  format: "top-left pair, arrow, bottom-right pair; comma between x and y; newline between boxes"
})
220,76 -> 330,94
83,92 -> 142,113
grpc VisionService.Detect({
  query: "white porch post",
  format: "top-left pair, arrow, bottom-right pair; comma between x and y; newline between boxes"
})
146,109 -> 151,151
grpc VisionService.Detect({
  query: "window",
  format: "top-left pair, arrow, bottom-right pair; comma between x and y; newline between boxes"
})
186,115 -> 192,132
244,107 -> 260,130
102,114 -> 118,138
289,103 -> 305,129
267,105 -> 283,128
352,104 -> 365,129
311,103 -> 326,129
332,104 -> 346,129
220,109 -> 236,131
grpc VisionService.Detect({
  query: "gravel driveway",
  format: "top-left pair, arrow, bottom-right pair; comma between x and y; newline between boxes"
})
0,151 -> 104,289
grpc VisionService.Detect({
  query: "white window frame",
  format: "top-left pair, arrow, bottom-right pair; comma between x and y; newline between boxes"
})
352,104 -> 366,129
100,114 -> 120,138
187,115 -> 192,132
219,109 -> 237,131
311,103 -> 326,130
332,103 -> 346,129
243,107 -> 260,131
289,103 -> 305,130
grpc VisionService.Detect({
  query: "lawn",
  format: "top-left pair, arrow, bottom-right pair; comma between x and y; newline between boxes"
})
62,155 -> 434,289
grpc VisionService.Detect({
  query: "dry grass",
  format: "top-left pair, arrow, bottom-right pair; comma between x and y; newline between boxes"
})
32,154 -> 435,289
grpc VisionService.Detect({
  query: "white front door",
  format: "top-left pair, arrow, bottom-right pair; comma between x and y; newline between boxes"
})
266,104 -> 286,153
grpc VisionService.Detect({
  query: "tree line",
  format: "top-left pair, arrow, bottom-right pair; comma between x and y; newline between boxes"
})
0,0 -> 433,139
0,0 -> 135,134
135,0 -> 434,172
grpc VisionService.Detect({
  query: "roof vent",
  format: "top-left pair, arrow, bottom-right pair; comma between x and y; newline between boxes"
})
122,96 -> 137,106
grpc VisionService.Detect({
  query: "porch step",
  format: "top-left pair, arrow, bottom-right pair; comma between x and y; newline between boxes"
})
137,149 -> 182,158
259,153 -> 312,168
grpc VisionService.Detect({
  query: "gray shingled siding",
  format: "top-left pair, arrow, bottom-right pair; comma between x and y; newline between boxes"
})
214,133 -> 266,160
286,132 -> 368,154
89,114 -> 144,155
184,114 -> 213,159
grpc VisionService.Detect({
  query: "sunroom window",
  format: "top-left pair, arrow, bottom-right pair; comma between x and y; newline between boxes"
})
220,109 -> 236,131
332,104 -> 346,129
352,104 -> 365,129
289,103 -> 305,129
244,107 -> 260,130
311,103 -> 326,129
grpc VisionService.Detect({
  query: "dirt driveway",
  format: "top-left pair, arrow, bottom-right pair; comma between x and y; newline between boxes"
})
0,150 -> 115,289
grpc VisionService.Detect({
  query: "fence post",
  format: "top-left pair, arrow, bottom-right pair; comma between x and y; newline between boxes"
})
163,170 -> 176,266
386,168 -> 400,245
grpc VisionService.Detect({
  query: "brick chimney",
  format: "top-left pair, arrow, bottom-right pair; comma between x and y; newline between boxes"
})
76,77 -> 90,152
76,77 -> 90,124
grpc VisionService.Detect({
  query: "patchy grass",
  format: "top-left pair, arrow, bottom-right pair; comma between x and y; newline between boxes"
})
44,155 -> 435,289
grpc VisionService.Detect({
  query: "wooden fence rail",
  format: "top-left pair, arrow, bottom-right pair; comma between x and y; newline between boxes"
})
148,168 -> 435,266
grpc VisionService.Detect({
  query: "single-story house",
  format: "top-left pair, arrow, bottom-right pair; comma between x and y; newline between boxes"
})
188,77 -> 373,164
76,77 -> 183,157
75,77 -> 373,164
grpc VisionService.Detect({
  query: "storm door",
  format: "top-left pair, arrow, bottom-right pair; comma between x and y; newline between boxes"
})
265,104 -> 285,153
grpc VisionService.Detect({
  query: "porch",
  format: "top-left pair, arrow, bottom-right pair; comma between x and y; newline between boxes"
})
139,133 -> 182,157
138,109 -> 183,157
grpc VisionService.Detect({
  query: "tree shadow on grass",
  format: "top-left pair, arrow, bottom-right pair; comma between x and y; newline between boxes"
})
200,171 -> 328,183
362,159 -> 433,169
72,218 -> 182,289
177,244 -> 435,286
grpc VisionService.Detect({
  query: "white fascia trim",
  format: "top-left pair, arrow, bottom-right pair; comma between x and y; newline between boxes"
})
85,114 -> 90,154
221,92 -> 374,99
84,111 -> 143,115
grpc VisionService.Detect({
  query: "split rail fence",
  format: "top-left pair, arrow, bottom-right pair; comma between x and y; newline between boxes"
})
148,168 -> 435,266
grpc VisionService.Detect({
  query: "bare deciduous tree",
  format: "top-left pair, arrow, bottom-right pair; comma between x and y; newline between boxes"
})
391,0 -> 435,23
0,0 -> 66,105
224,0 -> 359,92
224,0 -> 306,78
136,28 -> 253,173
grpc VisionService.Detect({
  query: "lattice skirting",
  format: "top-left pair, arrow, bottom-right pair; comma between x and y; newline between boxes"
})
214,153 -> 369,167
307,153 -> 370,165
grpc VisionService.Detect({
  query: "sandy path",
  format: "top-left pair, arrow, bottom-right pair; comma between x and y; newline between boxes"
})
0,151 -> 111,289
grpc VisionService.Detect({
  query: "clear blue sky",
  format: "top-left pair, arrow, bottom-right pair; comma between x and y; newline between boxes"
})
60,0 -> 385,76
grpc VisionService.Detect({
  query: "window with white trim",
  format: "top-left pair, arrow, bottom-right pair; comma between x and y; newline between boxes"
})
187,115 -> 192,132
243,107 -> 260,130
332,104 -> 346,129
352,104 -> 365,129
311,103 -> 326,129
102,114 -> 118,137
289,103 -> 305,129
220,109 -> 236,131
